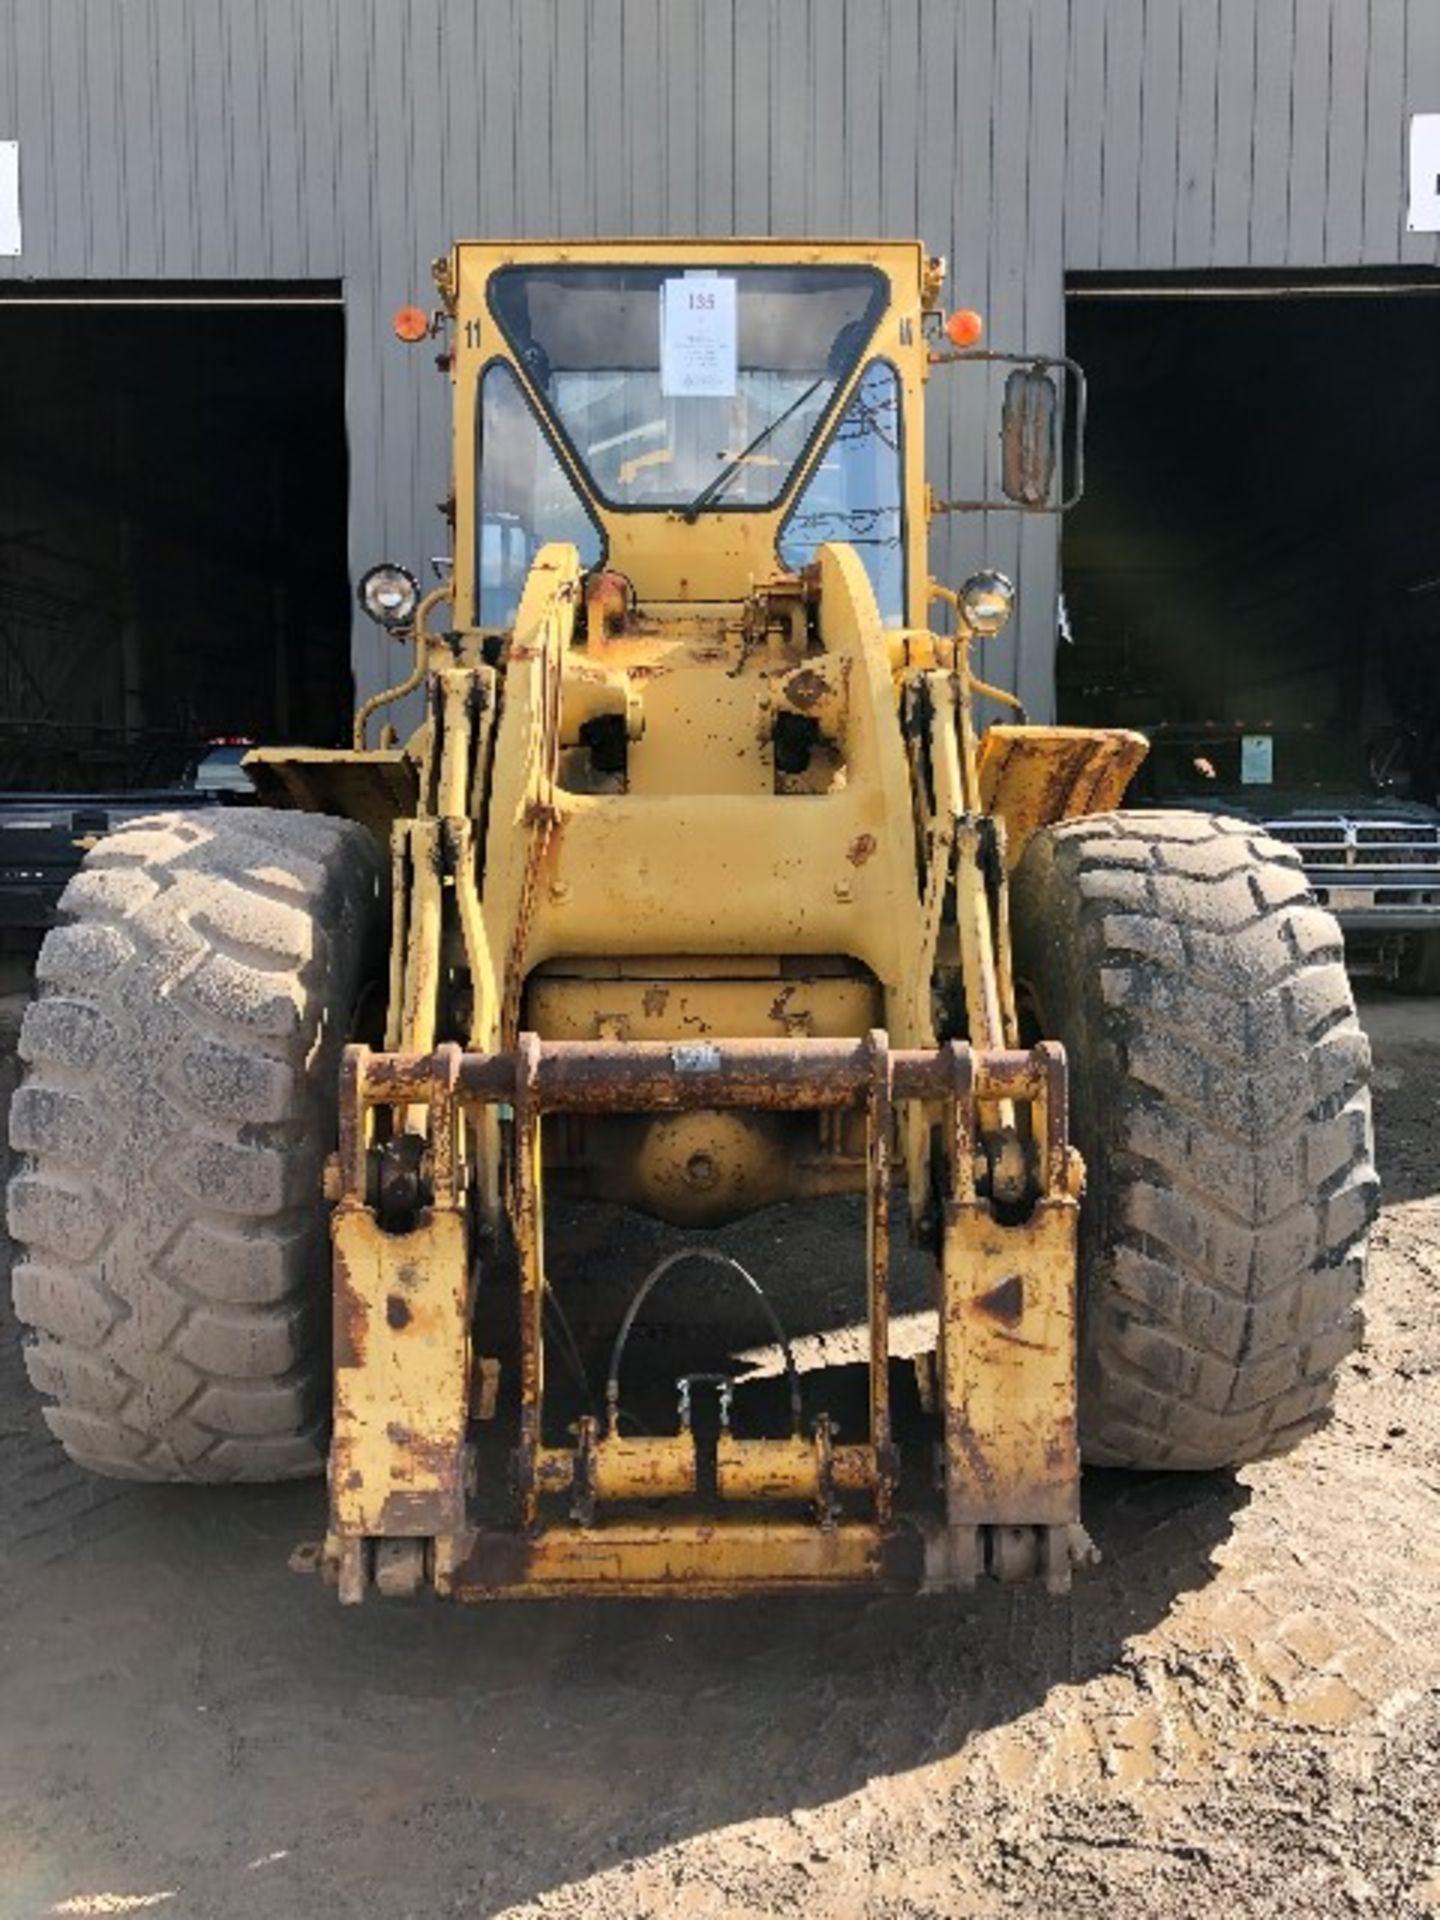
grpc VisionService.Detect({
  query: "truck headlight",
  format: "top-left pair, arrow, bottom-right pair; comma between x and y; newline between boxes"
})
958,570 -> 1015,638
357,563 -> 420,629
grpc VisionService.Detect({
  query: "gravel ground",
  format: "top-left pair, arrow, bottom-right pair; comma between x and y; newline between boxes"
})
1,984 -> 1437,1920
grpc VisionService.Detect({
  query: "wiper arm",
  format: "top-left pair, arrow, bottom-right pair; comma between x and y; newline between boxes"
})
679,375 -> 827,523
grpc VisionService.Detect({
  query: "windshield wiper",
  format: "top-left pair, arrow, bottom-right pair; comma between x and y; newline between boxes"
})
679,375 -> 827,523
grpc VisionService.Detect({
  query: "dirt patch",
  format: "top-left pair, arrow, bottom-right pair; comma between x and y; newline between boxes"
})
1,987 -> 1437,1919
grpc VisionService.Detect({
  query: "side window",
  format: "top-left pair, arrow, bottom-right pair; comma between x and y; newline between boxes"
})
778,360 -> 905,627
475,360 -> 603,628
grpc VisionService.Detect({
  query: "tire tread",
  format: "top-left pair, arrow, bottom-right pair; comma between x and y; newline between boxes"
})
1012,809 -> 1377,1470
5,807 -> 383,1482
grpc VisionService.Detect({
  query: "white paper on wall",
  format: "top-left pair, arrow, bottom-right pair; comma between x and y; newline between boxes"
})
1408,114 -> 1440,232
660,276 -> 737,397
0,144 -> 20,257
1240,734 -> 1274,786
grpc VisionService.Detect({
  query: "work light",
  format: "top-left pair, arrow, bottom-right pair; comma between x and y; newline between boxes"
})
958,570 -> 1015,638
357,562 -> 420,629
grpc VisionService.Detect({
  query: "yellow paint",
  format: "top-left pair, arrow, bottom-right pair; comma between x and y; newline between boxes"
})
940,1196 -> 1080,1528
329,1203 -> 471,1539
978,724 -> 1150,870
293,239 -> 1150,1601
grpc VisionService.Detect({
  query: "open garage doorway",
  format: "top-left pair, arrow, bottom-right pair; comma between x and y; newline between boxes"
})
0,286 -> 351,791
1060,273 -> 1440,976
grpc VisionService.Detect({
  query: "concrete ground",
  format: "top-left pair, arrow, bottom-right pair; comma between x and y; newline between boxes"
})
1,985 -> 1437,1920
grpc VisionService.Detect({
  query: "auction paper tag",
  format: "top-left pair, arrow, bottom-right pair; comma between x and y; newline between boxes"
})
0,144 -> 19,257
1240,734 -> 1274,785
1408,114 -> 1440,231
660,276 -> 737,397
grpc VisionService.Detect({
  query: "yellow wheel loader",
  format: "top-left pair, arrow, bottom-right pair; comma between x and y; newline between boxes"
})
7,241 -> 1377,1602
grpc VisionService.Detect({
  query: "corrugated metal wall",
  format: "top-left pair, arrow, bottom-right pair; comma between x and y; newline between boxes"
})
2,0 -> 1438,716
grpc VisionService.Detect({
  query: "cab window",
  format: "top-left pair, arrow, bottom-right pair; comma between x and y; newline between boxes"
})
474,360 -> 603,628
778,360 -> 905,627
488,263 -> 886,512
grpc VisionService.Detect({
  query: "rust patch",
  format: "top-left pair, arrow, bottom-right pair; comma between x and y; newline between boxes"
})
946,1409 -> 1000,1501
386,1293 -> 413,1330
1043,1422 -> 1077,1475
847,832 -> 877,867
333,1249 -> 366,1368
334,1312 -> 364,1370
584,568 -> 632,641
642,984 -> 670,1018
768,984 -> 796,1024
377,1489 -> 454,1534
992,1329 -> 1053,1353
782,666 -> 828,711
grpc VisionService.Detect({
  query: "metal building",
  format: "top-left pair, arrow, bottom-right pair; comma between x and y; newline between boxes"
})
1,0 -> 1438,725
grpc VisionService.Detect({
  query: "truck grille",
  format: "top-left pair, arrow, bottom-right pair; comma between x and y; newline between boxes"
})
1266,818 -> 1440,868
1262,814 -> 1440,928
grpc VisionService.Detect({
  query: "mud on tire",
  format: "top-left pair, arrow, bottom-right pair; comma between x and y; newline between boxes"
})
6,808 -> 385,1482
1011,809 -> 1377,1471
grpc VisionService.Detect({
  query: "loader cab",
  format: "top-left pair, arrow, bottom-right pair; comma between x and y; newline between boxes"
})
450,240 -> 933,628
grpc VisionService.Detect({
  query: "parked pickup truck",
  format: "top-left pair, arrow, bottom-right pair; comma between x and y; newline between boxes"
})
1257,800 -> 1440,990
0,742 -> 254,944
1135,724 -> 1440,991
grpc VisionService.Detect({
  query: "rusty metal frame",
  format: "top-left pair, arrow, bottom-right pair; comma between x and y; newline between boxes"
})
294,239 -> 1153,1609
326,1032 -> 1084,1602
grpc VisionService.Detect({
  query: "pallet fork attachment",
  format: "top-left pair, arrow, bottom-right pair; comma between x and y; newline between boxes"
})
324,1036 -> 1087,1603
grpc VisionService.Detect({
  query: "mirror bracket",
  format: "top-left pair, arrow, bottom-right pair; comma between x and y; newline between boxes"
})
928,349 -> 1087,515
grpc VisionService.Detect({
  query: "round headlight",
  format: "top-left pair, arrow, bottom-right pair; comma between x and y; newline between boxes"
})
958,569 -> 1015,638
357,562 -> 420,629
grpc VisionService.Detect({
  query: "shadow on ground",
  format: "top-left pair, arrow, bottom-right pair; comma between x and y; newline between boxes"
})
1353,982 -> 1440,1205
1,1276 -> 1248,1920
20,974 -> 1405,1918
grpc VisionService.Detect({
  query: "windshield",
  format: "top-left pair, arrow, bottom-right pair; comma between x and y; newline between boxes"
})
488,264 -> 886,510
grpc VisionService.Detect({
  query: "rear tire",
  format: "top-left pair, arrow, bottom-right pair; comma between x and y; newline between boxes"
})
6,808 -> 384,1481
1011,809 -> 1376,1470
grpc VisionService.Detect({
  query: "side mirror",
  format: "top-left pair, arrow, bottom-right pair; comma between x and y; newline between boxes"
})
1001,367 -> 1058,508
928,348 -> 1085,516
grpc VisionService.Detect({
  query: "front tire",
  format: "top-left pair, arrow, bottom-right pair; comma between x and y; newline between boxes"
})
1011,810 -> 1377,1470
6,808 -> 384,1481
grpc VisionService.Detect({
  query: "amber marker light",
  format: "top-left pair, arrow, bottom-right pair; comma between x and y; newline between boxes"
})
945,308 -> 984,348
393,304 -> 430,343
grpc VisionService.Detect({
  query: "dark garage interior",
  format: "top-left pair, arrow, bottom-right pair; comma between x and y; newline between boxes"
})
0,290 -> 353,793
1059,278 -> 1440,813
